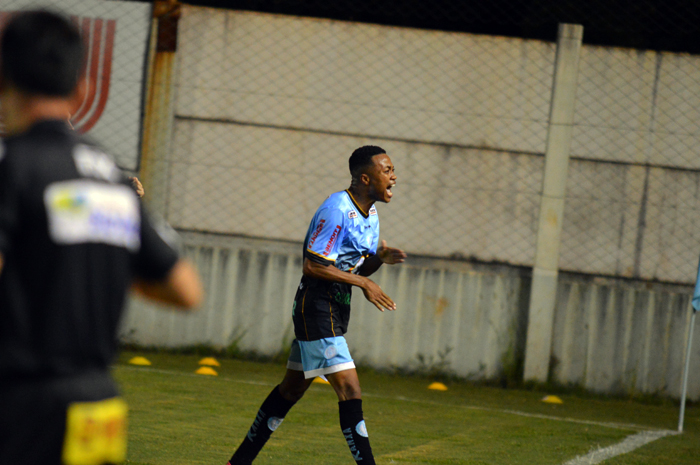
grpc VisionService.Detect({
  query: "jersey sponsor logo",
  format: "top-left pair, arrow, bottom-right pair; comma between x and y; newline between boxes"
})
323,225 -> 342,256
308,219 -> 325,247
348,210 -> 358,219
369,206 -> 377,216
45,180 -> 140,251
334,292 -> 351,305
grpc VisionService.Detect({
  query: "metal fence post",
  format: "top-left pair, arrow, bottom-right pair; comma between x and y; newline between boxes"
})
524,23 -> 583,383
139,1 -> 181,217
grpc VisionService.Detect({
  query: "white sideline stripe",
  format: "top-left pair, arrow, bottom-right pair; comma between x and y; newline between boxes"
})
364,393 -> 654,432
117,365 -> 659,432
562,430 -> 678,465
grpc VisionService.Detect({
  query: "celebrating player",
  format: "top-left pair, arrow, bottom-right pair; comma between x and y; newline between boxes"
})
227,145 -> 406,464
0,9 -> 203,465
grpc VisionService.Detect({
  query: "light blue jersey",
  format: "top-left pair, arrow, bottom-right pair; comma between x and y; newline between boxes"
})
303,190 -> 379,272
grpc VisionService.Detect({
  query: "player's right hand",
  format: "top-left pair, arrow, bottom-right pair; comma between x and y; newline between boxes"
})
361,278 -> 396,312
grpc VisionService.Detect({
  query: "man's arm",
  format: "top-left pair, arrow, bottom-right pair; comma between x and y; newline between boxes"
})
132,259 -> 203,309
357,240 -> 407,277
303,258 -> 396,311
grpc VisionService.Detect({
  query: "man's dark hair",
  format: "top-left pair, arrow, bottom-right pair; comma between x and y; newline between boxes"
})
349,145 -> 386,178
0,9 -> 84,97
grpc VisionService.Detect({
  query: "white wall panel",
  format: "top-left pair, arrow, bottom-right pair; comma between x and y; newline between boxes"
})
120,231 -> 699,399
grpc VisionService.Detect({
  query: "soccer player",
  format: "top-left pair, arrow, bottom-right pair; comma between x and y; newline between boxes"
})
227,145 -> 406,465
0,9 -> 203,465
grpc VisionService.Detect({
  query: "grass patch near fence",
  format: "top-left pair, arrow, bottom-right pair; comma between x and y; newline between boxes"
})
115,350 -> 699,465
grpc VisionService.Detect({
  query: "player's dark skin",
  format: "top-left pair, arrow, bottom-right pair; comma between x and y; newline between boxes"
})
279,153 -> 407,403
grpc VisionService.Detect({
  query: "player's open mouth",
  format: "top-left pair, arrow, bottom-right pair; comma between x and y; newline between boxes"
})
386,184 -> 394,198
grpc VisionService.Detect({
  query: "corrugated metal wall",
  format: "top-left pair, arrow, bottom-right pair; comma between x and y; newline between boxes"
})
119,231 -> 700,400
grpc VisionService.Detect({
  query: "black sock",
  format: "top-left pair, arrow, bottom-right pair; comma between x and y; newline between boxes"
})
339,399 -> 376,464
228,385 -> 296,465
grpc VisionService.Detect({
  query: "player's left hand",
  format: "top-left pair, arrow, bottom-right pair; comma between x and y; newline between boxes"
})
377,240 -> 407,265
130,177 -> 145,198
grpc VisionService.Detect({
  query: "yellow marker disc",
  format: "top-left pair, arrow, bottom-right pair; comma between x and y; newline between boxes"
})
198,357 -> 221,367
195,366 -> 218,376
128,356 -> 151,366
428,382 -> 448,391
541,395 -> 563,404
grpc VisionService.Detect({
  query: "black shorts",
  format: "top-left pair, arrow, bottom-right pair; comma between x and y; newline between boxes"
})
292,276 -> 352,341
0,371 -> 120,465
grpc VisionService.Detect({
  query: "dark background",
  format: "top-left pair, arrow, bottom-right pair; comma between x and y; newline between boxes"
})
168,0 -> 700,53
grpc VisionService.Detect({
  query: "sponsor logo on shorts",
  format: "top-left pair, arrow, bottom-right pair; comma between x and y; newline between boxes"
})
324,345 -> 338,360
334,292 -> 351,305
323,225 -> 342,256
267,417 -> 284,431
369,206 -> 377,216
308,219 -> 325,247
348,210 -> 358,219
356,420 -> 369,438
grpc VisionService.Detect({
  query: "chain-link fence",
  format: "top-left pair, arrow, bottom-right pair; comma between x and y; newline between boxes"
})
164,1 -> 700,286
563,47 -> 700,283
0,0 -> 151,171
3,0 -> 700,286
169,6 -> 554,268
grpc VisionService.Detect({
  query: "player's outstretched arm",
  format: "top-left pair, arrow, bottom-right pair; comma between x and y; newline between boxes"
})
303,258 -> 397,311
358,240 -> 407,277
132,259 -> 203,309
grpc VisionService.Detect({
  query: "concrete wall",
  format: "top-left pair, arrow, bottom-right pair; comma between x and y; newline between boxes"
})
168,121 -> 543,265
119,231 -> 700,400
166,7 -> 700,284
551,274 -> 699,398
130,7 -> 700,398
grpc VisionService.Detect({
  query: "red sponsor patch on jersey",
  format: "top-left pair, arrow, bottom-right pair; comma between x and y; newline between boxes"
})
323,225 -> 342,256
348,210 -> 358,219
308,219 -> 325,247
369,206 -> 377,216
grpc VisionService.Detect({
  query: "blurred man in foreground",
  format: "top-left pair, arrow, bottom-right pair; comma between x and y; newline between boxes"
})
0,9 -> 203,465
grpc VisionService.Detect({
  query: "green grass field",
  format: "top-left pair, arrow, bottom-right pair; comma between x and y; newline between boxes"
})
115,350 -> 699,465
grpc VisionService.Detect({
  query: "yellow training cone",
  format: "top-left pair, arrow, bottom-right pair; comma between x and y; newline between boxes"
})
542,395 -> 563,404
428,382 -> 448,391
312,376 -> 330,385
198,357 -> 221,367
195,366 -> 218,376
128,356 -> 151,366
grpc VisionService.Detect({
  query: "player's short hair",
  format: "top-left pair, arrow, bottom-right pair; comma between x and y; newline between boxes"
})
349,145 -> 386,178
0,9 -> 84,97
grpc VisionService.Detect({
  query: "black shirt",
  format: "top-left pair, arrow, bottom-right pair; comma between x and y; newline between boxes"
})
0,120 -> 178,383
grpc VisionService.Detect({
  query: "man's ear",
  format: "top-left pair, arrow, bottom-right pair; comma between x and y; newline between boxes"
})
68,76 -> 87,114
360,173 -> 370,185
